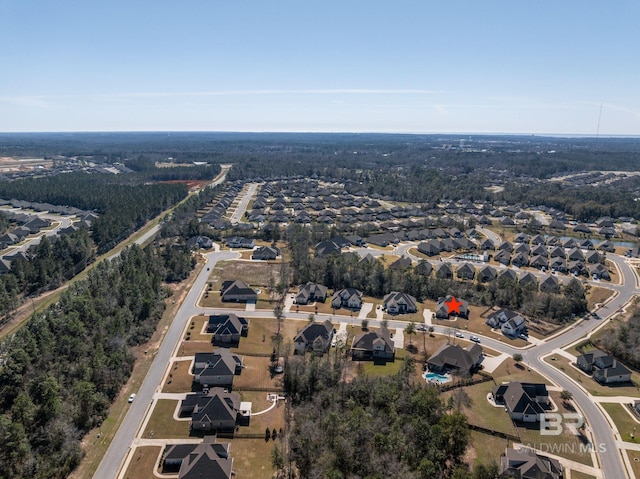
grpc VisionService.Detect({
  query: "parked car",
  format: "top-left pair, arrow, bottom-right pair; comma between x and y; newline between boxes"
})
518,333 -> 528,340
455,332 -> 464,338
470,335 -> 481,343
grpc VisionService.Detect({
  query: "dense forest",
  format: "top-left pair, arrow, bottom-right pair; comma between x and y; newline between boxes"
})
598,304 -> 640,369
0,173 -> 188,252
282,355 -> 498,479
0,244 -> 193,479
0,229 -> 95,319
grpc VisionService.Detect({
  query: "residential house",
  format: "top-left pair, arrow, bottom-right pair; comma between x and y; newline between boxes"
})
314,240 -> 342,257
456,262 -> 476,280
478,265 -> 497,282
193,350 -> 243,388
414,260 -> 433,277
530,255 -> 548,270
435,295 -> 469,319
187,235 -> 213,249
549,257 -> 567,273
577,350 -> 632,384
492,382 -> 550,422
480,238 -> 495,250
418,240 -> 441,256
220,280 -> 258,303
435,262 -> 453,280
225,237 -> 255,249
511,252 -> 529,268
427,343 -> 483,375
493,250 -> 511,266
350,328 -> 395,361
497,268 -> 517,283
589,263 -> 610,280
585,250 -> 602,264
383,292 -> 418,314
518,272 -> 538,288
598,240 -> 615,253
499,447 -> 562,479
293,319 -> 334,355
252,245 -> 279,260
567,247 -> 585,262
162,438 -> 233,479
23,216 -> 50,233
539,275 -> 560,293
531,244 -> 548,256
180,388 -> 247,433
497,241 -> 514,253
331,288 -> 363,310
295,282 -> 328,305
548,246 -> 566,258
389,256 -> 412,271
208,313 -> 249,345
486,309 -> 527,336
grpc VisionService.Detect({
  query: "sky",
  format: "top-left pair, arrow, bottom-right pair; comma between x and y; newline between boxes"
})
1,1 -> 639,135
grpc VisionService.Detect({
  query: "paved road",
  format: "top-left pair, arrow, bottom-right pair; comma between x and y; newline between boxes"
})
0,208 -> 75,255
230,182 -> 258,224
93,250 -> 238,479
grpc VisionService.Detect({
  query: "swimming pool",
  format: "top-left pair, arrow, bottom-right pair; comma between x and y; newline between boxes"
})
424,372 -> 451,384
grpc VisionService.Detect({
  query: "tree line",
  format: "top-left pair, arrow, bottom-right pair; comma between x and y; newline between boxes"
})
0,243 -> 193,479
284,224 -> 587,323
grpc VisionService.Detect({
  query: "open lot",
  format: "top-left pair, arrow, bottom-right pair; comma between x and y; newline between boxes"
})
143,400 -> 191,439
586,285 -> 615,311
228,438 -> 277,479
600,402 -> 640,443
234,355 -> 285,391
122,446 -> 161,479
627,450 -> 640,479
163,360 -> 194,393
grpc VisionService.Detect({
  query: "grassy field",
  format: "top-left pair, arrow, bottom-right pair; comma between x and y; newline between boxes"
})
234,355 -> 285,391
586,285 -> 615,310
627,450 -> 640,479
600,402 -> 640,443
465,430 -> 507,470
184,314 -> 211,341
163,360 -> 194,393
142,400 -> 191,439
122,446 -> 161,479
238,391 -> 285,435
569,471 -> 597,479
544,355 -> 640,397
228,438 -> 276,479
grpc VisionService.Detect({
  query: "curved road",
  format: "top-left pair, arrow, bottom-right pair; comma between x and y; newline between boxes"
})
97,234 -> 637,478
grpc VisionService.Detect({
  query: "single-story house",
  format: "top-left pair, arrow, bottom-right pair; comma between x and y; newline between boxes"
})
225,236 -> 256,249
492,382 -> 550,422
180,388 -> 248,433
539,275 -> 560,293
499,447 -> 562,479
293,319 -> 334,355
162,437 -> 233,479
208,313 -> 249,345
427,343 -> 483,375
252,245 -> 279,260
383,291 -> 418,315
193,350 -> 243,388
220,280 -> 258,303
456,263 -> 476,280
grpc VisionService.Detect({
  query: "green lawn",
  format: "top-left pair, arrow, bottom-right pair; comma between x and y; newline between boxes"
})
142,400 -> 191,439
600,402 -> 640,443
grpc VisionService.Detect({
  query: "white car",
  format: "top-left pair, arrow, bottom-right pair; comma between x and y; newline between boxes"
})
128,393 -> 136,403
470,336 -> 481,343
455,332 -> 464,338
